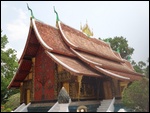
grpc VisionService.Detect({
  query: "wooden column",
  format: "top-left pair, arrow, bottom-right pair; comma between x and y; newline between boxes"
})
26,89 -> 31,104
96,78 -> 100,100
20,82 -> 23,104
77,75 -> 83,101
103,79 -> 113,99
119,81 -> 129,96
112,79 -> 120,98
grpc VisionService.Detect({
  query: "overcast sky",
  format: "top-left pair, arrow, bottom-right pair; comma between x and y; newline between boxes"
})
1,1 -> 149,64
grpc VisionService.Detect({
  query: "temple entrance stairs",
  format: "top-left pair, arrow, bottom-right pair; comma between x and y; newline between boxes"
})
97,97 -> 115,112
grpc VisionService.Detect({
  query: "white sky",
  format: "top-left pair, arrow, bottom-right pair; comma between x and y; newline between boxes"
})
1,1 -> 149,64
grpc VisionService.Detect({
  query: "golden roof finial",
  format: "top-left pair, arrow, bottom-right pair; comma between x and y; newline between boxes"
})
80,22 -> 82,30
81,20 -> 93,37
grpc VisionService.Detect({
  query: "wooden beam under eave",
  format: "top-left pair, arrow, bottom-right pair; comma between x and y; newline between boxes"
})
14,80 -> 23,82
18,70 -> 30,75
23,55 -> 34,60
9,85 -> 20,88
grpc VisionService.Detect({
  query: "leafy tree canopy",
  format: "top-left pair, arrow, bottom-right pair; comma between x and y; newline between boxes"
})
122,77 -> 149,112
131,58 -> 149,78
1,30 -> 19,104
102,36 -> 134,59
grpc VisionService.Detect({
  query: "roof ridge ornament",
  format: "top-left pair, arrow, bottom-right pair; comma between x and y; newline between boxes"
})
127,55 -> 131,61
53,6 -> 60,22
27,3 -> 35,18
106,39 -> 110,44
117,47 -> 120,53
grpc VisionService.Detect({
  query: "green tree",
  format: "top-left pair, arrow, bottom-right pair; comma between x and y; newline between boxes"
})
103,36 -> 134,59
1,30 -> 19,104
122,77 -> 149,112
145,58 -> 149,78
131,60 -> 145,74
131,58 -> 149,78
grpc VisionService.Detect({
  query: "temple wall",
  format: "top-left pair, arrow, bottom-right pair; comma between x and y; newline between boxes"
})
34,46 -> 55,101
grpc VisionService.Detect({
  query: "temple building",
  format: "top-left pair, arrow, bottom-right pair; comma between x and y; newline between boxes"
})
8,8 -> 143,112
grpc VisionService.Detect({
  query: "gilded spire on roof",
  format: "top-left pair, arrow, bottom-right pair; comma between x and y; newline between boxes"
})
80,20 -> 93,37
27,3 -> 35,18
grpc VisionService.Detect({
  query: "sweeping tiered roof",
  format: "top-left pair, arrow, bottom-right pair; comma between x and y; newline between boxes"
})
8,16 -> 143,88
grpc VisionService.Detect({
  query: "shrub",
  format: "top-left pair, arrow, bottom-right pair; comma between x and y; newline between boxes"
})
122,77 -> 149,112
4,93 -> 20,111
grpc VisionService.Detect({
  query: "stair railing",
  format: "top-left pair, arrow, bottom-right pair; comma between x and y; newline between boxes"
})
106,97 -> 115,112
48,102 -> 59,112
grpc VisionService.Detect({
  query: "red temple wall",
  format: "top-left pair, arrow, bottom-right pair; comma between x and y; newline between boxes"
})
34,46 -> 55,101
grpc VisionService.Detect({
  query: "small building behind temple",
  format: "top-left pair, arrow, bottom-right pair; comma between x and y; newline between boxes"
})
8,8 -> 143,112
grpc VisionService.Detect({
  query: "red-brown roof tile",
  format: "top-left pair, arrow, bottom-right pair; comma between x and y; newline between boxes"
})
58,22 -> 124,63
71,49 -> 136,74
45,51 -> 102,77
70,49 -> 143,81
33,20 -> 75,57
